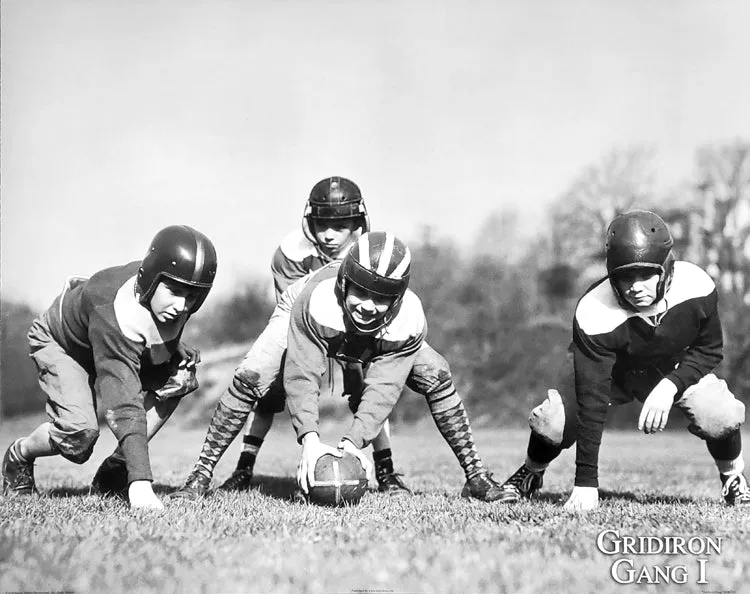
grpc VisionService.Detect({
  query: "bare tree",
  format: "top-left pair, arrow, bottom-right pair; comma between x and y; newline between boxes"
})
690,139 -> 750,393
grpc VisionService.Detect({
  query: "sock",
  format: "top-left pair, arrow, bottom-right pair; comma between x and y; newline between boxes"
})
715,451 -> 745,476
192,399 -> 250,481
373,448 -> 394,480
11,439 -> 29,464
236,435 -> 264,471
524,456 -> 549,473
527,432 -> 563,466
706,430 -> 743,474
430,402 -> 485,480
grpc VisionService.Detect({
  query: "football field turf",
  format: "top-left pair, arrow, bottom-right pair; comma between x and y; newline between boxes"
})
2,413 -> 749,593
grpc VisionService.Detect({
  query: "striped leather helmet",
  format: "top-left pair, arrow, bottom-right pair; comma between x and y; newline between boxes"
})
336,231 -> 411,333
137,225 -> 218,313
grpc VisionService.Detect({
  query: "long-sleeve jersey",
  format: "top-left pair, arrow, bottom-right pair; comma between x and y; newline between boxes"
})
284,263 -> 427,448
270,229 -> 335,301
572,260 -> 722,488
271,228 -> 363,302
45,261 -> 189,482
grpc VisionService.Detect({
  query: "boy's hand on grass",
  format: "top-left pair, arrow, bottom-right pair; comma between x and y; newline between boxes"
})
129,480 -> 165,512
563,486 -> 599,512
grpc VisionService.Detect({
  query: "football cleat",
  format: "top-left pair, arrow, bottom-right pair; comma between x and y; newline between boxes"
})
218,467 -> 254,492
721,472 -> 750,506
91,456 -> 129,497
2,440 -> 38,496
461,472 -> 504,502
496,465 -> 545,503
376,471 -> 412,495
170,470 -> 211,501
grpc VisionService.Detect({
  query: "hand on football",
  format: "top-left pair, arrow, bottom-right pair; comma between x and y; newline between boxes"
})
176,342 -> 201,369
638,378 -> 677,434
563,486 -> 599,512
337,439 -> 374,483
128,480 -> 165,512
297,433 -> 341,494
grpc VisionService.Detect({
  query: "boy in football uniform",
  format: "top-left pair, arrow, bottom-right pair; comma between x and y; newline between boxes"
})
287,231 -> 423,492
1,225 -> 217,512
496,210 -> 748,511
173,177 -> 502,501
174,225 -> 503,501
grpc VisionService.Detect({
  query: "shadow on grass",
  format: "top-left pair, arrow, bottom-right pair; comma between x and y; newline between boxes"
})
46,486 -> 93,498
46,481 -> 179,499
244,474 -> 298,501
599,489 -> 697,505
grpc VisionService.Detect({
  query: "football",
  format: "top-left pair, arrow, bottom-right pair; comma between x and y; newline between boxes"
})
308,452 -> 369,506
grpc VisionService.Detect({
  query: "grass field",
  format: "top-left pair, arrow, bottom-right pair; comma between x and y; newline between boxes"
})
1,411 -> 749,594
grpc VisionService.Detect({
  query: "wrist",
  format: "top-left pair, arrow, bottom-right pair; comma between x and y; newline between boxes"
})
301,432 -> 320,445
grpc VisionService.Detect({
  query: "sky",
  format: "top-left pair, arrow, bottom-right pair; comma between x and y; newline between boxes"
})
2,0 -> 749,310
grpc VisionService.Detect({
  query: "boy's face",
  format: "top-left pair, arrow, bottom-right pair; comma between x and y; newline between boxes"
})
344,284 -> 394,330
311,218 -> 360,257
149,279 -> 200,323
613,269 -> 661,309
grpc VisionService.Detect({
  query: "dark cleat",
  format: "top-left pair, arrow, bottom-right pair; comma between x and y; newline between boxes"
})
377,471 -> 412,495
218,467 -> 254,492
2,440 -> 38,496
461,472 -> 504,502
496,465 -> 545,503
171,471 -> 211,501
91,456 -> 129,498
721,473 -> 750,506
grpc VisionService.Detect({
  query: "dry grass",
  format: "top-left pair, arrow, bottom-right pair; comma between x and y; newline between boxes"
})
2,411 -> 749,594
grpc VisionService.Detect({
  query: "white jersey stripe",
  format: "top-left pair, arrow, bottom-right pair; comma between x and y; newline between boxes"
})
377,232 -> 395,276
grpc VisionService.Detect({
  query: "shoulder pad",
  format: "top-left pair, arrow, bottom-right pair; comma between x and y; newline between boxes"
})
279,229 -> 318,263
575,281 -> 630,336
307,277 -> 346,332
380,290 -> 426,341
666,261 -> 716,305
113,276 -> 184,348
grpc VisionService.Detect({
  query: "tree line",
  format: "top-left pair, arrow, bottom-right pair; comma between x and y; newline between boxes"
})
2,138 -> 748,429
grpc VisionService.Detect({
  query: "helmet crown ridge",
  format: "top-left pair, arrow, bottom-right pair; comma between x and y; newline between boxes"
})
605,209 -> 673,273
336,231 -> 411,333
304,176 -> 369,222
347,231 -> 411,295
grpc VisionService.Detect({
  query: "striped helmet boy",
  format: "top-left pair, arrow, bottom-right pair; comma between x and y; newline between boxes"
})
336,231 -> 411,333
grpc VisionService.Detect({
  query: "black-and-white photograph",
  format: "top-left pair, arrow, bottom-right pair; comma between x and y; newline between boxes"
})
1,1 -> 749,592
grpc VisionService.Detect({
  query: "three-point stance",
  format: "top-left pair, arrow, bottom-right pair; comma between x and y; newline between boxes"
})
497,210 -> 748,510
1,226 -> 217,511
175,179 -> 503,502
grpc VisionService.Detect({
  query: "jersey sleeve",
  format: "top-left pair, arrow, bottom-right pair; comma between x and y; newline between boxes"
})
271,246 -> 309,302
283,294 -> 330,442
666,289 -> 724,394
88,307 -> 152,484
571,318 -> 618,488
